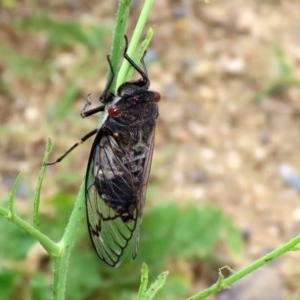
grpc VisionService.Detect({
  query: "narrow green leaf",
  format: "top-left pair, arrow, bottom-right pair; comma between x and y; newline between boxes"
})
33,139 -> 53,228
137,263 -> 149,299
124,28 -> 153,82
8,172 -> 23,217
143,270 -> 169,300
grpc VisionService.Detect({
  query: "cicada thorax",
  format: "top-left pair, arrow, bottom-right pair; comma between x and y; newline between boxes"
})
106,89 -> 158,147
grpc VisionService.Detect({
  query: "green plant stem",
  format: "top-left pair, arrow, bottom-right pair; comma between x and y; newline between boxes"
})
106,0 -> 154,93
109,0 -> 133,92
116,0 -> 154,90
189,233 -> 300,299
52,181 -> 85,300
0,205 -> 60,256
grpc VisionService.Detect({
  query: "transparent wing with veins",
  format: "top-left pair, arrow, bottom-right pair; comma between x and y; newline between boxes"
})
85,129 -> 155,267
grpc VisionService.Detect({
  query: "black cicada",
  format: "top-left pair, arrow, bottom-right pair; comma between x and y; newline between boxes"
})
46,36 -> 160,267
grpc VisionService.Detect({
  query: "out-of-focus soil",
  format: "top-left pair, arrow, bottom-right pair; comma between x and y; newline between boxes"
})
1,0 -> 300,299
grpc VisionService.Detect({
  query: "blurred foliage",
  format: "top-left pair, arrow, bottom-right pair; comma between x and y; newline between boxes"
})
0,42 -> 53,79
1,0 -> 17,9
0,14 -> 111,87
253,46 -> 300,101
48,83 -> 80,119
0,215 -> 36,260
0,190 -> 242,300
16,16 -> 108,50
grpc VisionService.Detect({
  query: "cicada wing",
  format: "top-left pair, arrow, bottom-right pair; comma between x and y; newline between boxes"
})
130,130 -> 156,259
85,127 -> 156,267
85,131 -> 139,267
138,130 -> 155,210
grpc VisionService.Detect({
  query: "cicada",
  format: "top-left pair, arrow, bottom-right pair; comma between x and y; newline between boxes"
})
46,36 -> 160,267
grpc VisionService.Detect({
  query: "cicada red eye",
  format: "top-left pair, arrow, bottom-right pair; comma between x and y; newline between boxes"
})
153,91 -> 161,102
108,105 -> 122,117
